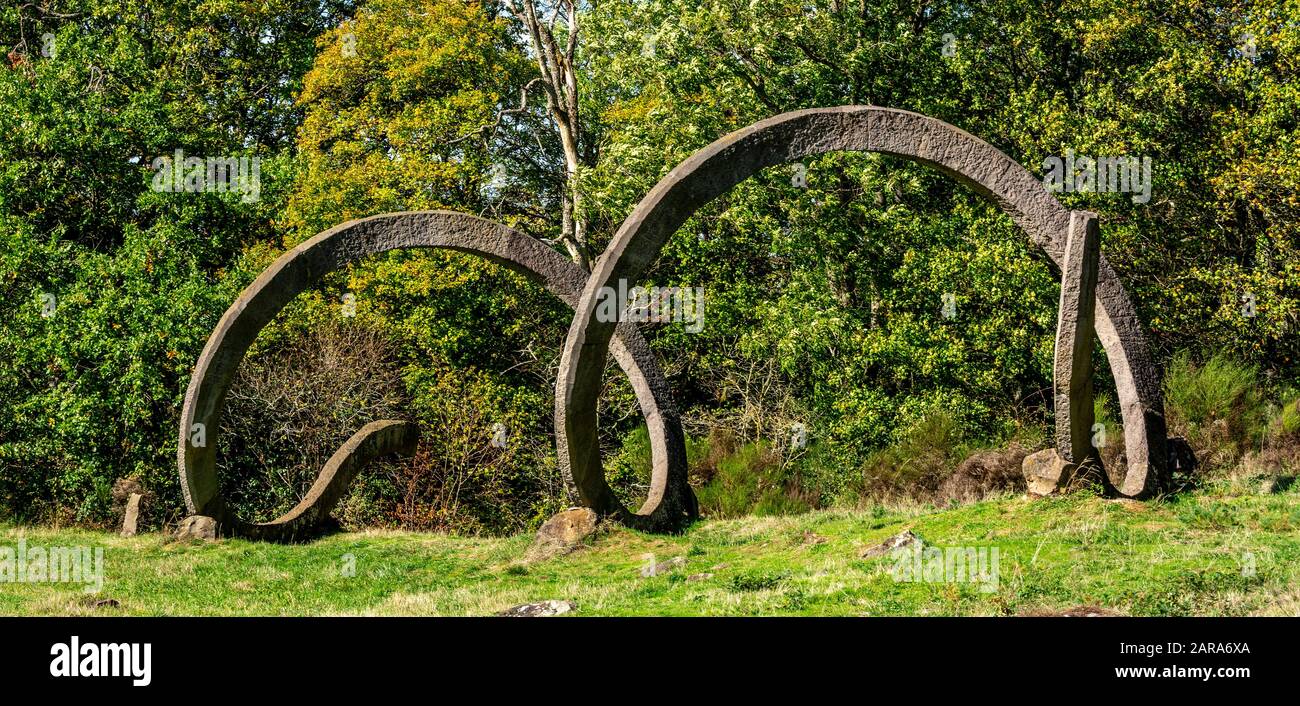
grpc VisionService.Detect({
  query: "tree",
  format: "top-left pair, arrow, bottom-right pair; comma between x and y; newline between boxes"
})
500,0 -> 593,269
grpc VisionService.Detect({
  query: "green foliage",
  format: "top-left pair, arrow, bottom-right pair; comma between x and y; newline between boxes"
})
274,0 -> 572,534
693,437 -> 816,519
1164,352 -> 1267,467
284,0 -> 539,235
0,0 -> 354,524
853,411 -> 969,502
605,425 -> 653,510
1278,396 -> 1300,438
582,0 -> 1300,494
4,0 -> 1300,534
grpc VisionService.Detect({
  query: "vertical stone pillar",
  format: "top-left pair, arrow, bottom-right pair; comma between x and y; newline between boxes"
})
122,493 -> 143,537
1055,211 -> 1101,469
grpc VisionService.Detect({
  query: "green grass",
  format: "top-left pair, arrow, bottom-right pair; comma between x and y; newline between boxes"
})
3,480 -> 1299,616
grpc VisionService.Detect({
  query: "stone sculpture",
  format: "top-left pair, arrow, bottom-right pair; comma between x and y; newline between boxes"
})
555,106 -> 1168,522
180,106 -> 1167,539
178,211 -> 696,539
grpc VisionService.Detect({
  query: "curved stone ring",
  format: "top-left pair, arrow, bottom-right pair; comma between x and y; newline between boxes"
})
557,106 -> 1169,512
178,211 -> 696,540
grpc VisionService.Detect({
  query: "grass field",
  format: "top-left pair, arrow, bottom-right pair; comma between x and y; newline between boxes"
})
3,477 -> 1299,617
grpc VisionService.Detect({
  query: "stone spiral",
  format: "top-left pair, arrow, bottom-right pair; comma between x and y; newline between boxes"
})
179,107 -> 1166,539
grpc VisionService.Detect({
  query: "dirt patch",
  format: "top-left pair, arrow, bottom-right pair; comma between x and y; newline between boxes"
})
1019,604 -> 1124,617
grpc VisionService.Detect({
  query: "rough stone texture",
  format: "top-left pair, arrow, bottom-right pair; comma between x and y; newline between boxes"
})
557,106 -> 1168,516
238,420 -> 417,541
179,211 -> 696,539
525,507 -> 598,561
496,600 -> 575,617
860,530 -> 921,559
1022,449 -> 1072,496
1055,212 -> 1101,469
175,515 -> 218,541
121,493 -> 142,537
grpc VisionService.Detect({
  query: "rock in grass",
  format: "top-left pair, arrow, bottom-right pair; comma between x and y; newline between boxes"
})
121,493 -> 143,537
175,515 -> 218,541
497,600 -> 575,617
860,530 -> 920,559
1021,448 -> 1071,496
801,530 -> 827,546
686,572 -> 713,582
640,555 -> 686,577
525,507 -> 598,562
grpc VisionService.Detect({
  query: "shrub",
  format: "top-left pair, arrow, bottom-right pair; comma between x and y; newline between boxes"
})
936,444 -> 1029,505
219,308 -> 564,535
605,425 -> 653,511
1241,390 -> 1300,481
1091,393 -> 1128,485
1268,390 -> 1300,444
854,411 -> 968,503
692,435 -> 816,519
220,318 -> 409,522
1164,352 -> 1266,470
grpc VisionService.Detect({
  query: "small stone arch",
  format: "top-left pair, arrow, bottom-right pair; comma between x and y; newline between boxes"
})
556,106 -> 1168,524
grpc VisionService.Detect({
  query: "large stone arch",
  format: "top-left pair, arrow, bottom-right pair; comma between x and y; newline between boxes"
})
179,211 -> 696,539
557,106 -> 1168,522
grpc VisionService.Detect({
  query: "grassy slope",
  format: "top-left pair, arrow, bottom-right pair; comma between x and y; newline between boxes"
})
3,480 -> 1299,616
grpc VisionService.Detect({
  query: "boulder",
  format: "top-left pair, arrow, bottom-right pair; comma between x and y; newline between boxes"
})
860,530 -> 921,559
1022,449 -> 1072,496
175,515 -> 218,541
525,507 -> 598,562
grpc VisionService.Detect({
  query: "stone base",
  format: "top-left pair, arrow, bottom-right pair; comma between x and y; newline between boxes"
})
175,515 -> 218,541
1022,449 -> 1073,496
525,507 -> 598,562
1022,449 -> 1108,496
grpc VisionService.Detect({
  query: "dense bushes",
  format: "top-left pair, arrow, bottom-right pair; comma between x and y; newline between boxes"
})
1165,353 -> 1267,470
0,0 -> 352,526
1164,352 -> 1300,483
3,1 -> 1299,533
220,318 -> 409,522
